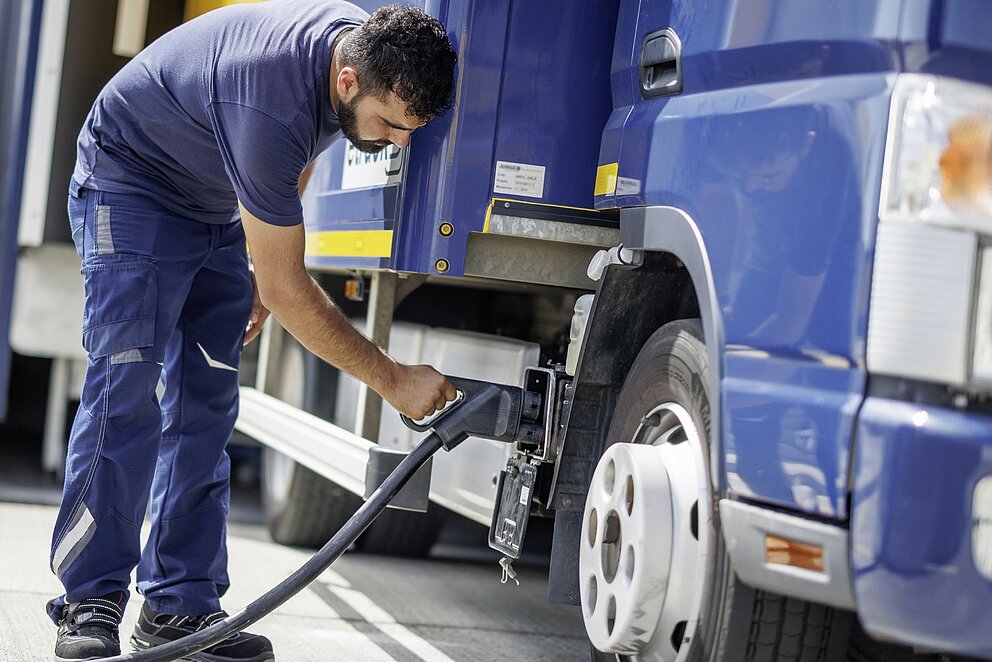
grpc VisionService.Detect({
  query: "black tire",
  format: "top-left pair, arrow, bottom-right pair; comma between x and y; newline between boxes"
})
260,334 -> 442,556
592,319 -> 852,662
262,446 -> 364,547
356,504 -> 444,557
262,447 -> 444,556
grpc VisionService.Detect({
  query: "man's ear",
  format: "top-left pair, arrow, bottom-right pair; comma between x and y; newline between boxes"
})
336,65 -> 360,102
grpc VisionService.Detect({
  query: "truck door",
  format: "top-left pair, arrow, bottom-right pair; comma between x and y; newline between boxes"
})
604,0 -> 900,519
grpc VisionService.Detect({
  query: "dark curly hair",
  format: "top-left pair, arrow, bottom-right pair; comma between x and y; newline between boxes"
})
338,5 -> 457,123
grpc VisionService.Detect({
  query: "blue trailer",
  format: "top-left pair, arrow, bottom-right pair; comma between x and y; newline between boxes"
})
3,0 -> 991,660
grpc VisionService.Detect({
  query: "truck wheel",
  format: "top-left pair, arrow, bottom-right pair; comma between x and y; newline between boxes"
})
263,441 -> 442,555
581,319 -> 852,661
261,337 -> 362,547
357,505 -> 444,557
262,446 -> 363,547
260,334 -> 442,556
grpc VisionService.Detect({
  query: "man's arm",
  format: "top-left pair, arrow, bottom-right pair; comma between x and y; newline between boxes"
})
245,162 -> 322,345
240,202 -> 455,419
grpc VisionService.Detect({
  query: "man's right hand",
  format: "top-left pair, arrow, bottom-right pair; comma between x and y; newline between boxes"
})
380,364 -> 457,421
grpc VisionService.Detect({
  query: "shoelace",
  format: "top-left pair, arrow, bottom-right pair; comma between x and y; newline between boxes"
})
65,597 -> 124,633
168,611 -> 241,650
167,611 -> 230,633
196,611 -> 228,629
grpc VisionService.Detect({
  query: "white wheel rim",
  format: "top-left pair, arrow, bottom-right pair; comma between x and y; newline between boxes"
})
580,403 -> 711,661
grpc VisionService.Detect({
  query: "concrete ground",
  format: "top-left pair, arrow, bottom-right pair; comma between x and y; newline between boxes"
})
0,501 -> 588,662
0,428 -> 589,662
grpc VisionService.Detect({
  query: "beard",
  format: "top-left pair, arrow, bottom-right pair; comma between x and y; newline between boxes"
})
338,95 -> 390,154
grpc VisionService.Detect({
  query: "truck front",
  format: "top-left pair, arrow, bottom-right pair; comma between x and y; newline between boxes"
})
851,1 -> 992,654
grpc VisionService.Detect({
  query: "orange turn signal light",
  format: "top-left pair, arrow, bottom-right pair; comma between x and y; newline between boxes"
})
765,535 -> 825,573
940,113 -> 992,218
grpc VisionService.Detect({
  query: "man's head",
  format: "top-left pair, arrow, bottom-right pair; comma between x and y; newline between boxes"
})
334,5 -> 457,153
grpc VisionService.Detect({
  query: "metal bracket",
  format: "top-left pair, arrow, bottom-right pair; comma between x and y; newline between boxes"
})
355,271 -> 425,441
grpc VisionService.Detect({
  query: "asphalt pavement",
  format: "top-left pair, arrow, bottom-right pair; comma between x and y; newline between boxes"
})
0,430 -> 589,662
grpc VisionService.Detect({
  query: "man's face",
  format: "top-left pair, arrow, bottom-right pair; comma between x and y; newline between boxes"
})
338,90 -> 424,154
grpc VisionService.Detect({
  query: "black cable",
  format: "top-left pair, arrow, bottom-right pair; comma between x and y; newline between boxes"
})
102,432 -> 445,661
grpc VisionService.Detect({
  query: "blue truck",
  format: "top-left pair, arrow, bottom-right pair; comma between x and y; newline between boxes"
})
2,0 -> 991,660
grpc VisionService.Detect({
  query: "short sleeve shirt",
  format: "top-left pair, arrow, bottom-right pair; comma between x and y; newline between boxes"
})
72,0 -> 369,225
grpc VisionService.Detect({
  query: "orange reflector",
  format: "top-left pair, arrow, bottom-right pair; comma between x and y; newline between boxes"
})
343,279 -> 365,302
940,114 -> 992,218
765,535 -> 825,572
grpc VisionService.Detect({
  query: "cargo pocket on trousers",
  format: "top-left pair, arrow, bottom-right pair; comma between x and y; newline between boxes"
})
81,255 -> 157,358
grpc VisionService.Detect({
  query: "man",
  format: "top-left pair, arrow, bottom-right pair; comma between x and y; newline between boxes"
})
48,2 -> 458,660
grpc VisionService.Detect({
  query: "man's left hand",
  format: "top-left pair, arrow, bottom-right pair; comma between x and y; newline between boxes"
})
244,269 -> 270,345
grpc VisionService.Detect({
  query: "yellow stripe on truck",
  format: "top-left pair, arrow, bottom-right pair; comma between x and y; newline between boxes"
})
594,163 -> 618,197
184,0 -> 264,22
305,230 -> 393,258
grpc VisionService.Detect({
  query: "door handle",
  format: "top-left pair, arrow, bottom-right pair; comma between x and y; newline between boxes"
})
639,28 -> 683,98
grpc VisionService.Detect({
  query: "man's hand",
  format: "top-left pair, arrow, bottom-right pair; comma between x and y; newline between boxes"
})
380,363 -> 457,420
244,269 -> 270,346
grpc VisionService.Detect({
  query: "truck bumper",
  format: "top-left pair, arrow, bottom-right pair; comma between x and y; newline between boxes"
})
852,396 -> 992,658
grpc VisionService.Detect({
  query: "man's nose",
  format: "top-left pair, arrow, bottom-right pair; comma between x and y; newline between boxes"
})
389,129 -> 412,148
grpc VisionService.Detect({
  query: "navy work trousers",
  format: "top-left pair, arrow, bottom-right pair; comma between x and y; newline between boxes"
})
48,188 -> 253,621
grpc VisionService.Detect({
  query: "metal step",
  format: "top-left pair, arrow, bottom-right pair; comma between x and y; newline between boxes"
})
236,386 -> 373,497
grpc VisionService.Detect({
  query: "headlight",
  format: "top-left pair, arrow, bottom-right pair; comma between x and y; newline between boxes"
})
869,75 -> 992,388
880,75 -> 992,231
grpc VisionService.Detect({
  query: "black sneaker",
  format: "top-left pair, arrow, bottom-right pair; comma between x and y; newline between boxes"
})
53,592 -> 124,661
130,601 -> 274,661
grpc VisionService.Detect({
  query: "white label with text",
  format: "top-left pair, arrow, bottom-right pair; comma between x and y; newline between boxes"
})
494,161 -> 545,198
341,143 -> 404,190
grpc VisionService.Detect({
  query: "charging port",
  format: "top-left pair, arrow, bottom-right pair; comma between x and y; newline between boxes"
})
520,366 -> 570,463
488,366 -> 572,559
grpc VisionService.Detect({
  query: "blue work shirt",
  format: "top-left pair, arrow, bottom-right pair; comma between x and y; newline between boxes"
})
72,0 -> 369,226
